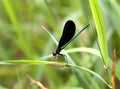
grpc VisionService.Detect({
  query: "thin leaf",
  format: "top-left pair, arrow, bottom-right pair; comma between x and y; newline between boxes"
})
67,64 -> 112,89
89,0 -> 108,66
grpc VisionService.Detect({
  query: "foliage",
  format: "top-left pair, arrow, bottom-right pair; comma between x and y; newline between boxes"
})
0,0 -> 120,89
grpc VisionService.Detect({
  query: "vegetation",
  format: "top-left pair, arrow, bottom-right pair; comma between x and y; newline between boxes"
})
0,0 -> 120,89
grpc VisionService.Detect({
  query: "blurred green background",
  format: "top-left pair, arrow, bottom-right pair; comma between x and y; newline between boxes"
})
0,0 -> 120,89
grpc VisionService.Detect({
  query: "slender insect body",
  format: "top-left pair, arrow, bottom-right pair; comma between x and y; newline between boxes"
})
53,20 -> 89,56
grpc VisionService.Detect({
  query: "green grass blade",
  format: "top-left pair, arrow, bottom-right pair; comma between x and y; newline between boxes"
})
67,64 -> 112,88
89,0 -> 108,66
3,0 -> 33,60
35,0 -> 59,31
66,47 -> 101,58
0,60 -> 64,65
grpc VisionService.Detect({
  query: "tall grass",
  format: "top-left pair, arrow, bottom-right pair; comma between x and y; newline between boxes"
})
0,0 -> 120,89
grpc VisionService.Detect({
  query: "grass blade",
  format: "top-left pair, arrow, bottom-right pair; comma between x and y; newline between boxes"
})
89,0 -> 108,66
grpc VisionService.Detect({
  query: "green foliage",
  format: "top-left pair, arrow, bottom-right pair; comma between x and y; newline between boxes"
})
89,0 -> 108,66
0,0 -> 120,89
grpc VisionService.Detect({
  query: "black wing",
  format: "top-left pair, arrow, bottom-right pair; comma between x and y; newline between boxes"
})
57,20 -> 76,49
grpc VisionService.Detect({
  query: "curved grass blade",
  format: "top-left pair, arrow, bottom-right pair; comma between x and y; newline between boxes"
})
67,64 -> 112,88
89,0 -> 108,66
